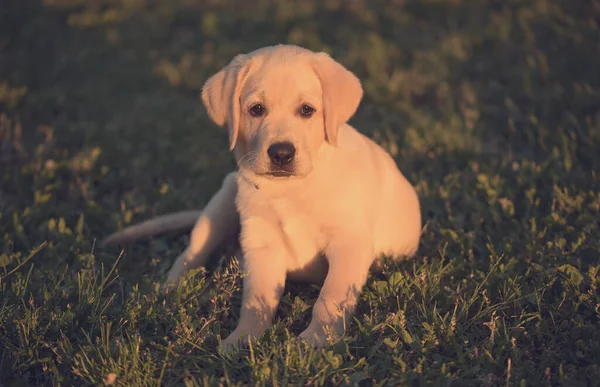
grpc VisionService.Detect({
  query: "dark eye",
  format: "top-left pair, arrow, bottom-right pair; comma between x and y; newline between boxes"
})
249,104 -> 264,117
299,104 -> 315,118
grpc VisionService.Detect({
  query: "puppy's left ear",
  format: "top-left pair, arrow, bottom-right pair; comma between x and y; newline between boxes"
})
201,54 -> 251,151
311,52 -> 363,146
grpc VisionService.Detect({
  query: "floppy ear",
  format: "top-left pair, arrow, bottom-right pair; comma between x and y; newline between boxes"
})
311,52 -> 363,146
201,54 -> 251,151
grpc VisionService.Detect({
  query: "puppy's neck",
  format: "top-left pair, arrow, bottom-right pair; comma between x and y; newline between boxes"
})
239,172 -> 260,190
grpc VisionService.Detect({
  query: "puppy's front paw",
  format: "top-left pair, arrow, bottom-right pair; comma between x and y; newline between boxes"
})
220,330 -> 255,354
220,338 -> 241,355
299,326 -> 338,348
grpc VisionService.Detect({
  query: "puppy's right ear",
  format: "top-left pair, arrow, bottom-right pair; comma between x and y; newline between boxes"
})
201,54 -> 251,151
311,52 -> 363,147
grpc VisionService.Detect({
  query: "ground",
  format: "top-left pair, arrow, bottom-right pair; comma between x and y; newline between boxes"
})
1,0 -> 599,385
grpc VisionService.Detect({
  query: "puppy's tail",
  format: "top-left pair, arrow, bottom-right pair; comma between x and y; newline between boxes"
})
102,173 -> 239,250
101,210 -> 203,246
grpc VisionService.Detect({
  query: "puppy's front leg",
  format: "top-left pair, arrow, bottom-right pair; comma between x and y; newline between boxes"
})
299,233 -> 372,347
221,218 -> 287,352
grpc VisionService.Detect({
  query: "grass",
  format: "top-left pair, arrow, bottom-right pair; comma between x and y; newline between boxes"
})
1,0 -> 599,385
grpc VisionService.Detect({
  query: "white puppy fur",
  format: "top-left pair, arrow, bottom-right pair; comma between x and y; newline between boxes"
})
103,45 -> 422,351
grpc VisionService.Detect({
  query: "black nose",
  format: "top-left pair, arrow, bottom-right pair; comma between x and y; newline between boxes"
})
267,142 -> 296,166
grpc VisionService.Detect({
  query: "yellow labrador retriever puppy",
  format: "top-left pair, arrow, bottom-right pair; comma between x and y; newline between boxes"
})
104,45 -> 422,351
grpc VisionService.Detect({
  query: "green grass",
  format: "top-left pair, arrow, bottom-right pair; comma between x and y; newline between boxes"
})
1,0 -> 599,385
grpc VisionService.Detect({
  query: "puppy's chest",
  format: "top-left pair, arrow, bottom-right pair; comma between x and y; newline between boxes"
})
269,198 -> 325,267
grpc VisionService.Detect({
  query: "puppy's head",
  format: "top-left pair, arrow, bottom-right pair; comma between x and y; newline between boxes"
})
201,45 -> 363,179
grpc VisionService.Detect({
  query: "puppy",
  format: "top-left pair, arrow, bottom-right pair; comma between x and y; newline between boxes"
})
104,45 -> 422,351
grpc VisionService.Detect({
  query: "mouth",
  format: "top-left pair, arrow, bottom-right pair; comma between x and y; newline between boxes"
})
262,170 -> 296,178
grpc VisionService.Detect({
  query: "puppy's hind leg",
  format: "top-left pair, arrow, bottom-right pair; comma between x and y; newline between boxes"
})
166,172 -> 240,283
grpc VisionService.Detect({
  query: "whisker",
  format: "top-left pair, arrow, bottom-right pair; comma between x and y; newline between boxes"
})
236,151 -> 258,173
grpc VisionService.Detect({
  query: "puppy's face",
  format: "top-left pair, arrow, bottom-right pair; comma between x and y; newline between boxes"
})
201,45 -> 363,180
236,59 -> 324,178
